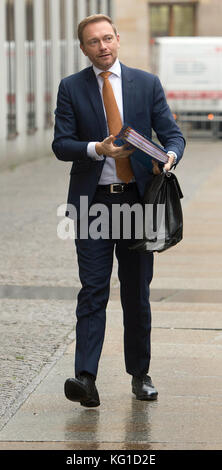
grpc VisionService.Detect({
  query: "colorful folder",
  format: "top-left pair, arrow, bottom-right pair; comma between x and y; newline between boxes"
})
115,125 -> 168,169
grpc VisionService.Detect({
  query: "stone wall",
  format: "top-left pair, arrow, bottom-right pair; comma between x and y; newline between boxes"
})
114,0 -> 222,71
114,0 -> 150,71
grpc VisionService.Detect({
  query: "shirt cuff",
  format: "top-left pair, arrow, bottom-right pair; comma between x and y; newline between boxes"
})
167,151 -> 177,164
87,142 -> 104,161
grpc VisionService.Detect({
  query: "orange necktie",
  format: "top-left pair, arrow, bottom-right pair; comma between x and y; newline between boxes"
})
100,71 -> 134,184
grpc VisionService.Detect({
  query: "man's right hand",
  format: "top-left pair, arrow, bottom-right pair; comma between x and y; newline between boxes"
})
95,135 -> 134,160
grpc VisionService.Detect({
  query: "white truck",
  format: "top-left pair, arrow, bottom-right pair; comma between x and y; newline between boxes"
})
151,37 -> 222,137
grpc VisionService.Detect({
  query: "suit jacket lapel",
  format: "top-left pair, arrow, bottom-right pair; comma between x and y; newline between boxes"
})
120,63 -> 144,177
84,67 -> 107,140
84,64 -> 136,136
121,63 -> 136,126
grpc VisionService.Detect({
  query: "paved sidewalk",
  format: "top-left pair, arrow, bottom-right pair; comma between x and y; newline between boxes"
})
0,140 -> 222,449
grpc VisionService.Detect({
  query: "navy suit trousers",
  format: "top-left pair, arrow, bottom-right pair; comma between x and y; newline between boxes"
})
74,184 -> 154,379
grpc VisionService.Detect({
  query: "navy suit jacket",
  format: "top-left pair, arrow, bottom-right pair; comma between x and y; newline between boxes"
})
52,63 -> 185,215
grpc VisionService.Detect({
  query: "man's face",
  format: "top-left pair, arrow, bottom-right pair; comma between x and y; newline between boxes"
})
80,20 -> 120,70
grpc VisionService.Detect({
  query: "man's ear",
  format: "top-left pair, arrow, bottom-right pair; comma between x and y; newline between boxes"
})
117,33 -> 120,49
80,44 -> 87,57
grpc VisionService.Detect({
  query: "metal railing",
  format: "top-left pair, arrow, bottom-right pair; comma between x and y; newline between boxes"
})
173,112 -> 222,139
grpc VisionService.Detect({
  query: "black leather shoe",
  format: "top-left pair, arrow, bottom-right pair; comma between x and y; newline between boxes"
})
132,375 -> 158,401
64,373 -> 100,407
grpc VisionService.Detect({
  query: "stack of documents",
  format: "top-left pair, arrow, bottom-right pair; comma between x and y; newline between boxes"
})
116,125 -> 168,165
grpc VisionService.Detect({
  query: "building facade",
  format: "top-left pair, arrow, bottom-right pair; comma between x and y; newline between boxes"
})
114,0 -> 222,138
115,0 -> 222,70
1,0 -> 222,168
0,0 -> 113,169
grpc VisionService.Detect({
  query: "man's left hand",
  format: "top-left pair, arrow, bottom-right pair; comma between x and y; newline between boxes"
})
152,153 -> 175,175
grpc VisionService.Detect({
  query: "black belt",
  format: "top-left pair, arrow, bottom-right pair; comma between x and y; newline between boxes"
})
97,183 -> 136,194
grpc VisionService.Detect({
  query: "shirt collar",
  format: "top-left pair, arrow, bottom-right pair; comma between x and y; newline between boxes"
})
93,58 -> 121,78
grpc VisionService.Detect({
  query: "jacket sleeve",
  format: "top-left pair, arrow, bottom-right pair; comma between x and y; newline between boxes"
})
151,76 -> 186,163
52,79 -> 89,162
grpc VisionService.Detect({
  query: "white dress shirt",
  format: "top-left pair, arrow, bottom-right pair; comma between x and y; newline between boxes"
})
87,59 -> 127,184
87,58 -> 177,184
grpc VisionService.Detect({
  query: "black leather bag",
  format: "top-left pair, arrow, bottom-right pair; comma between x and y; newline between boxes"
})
130,172 -> 183,253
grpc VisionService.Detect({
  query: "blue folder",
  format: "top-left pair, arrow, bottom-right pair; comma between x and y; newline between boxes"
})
115,124 -> 167,172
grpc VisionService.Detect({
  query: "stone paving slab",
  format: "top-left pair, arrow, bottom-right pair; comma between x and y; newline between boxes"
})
1,441 -> 221,450
0,301 -> 221,450
0,299 -> 75,427
1,284 -> 222,303
1,294 -> 221,434
0,140 -> 222,449
0,140 -> 221,290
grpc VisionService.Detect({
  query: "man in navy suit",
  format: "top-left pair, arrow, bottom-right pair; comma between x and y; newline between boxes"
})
52,14 -> 185,407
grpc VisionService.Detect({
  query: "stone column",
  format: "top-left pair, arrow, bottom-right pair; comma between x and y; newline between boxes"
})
0,0 -> 7,140
15,0 -> 26,134
66,0 -> 74,76
50,0 -> 61,111
34,0 -> 45,130
77,0 -> 88,70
